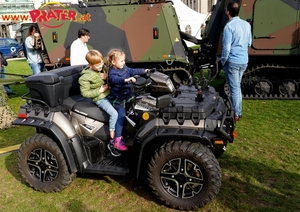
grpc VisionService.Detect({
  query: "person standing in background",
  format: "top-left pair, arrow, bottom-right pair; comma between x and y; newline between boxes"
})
221,1 -> 252,122
0,51 -> 14,95
24,26 -> 44,75
70,28 -> 90,66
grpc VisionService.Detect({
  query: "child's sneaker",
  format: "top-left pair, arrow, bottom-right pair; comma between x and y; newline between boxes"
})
107,139 -> 121,157
114,136 -> 128,151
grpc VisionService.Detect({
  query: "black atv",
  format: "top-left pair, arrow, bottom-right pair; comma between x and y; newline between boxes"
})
13,65 -> 236,210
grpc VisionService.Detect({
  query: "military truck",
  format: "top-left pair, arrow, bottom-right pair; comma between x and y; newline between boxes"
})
22,0 -> 300,100
204,0 -> 300,99
22,0 -> 196,86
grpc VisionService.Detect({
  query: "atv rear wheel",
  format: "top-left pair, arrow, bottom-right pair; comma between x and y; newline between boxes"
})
18,133 -> 76,192
147,141 -> 221,210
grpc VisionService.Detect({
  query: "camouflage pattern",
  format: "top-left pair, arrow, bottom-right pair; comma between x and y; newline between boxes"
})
221,0 -> 299,55
0,85 -> 16,129
24,1 -> 188,70
205,0 -> 300,99
207,0 -> 300,55
23,0 -> 300,99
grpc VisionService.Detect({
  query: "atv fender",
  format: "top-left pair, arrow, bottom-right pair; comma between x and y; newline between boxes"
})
48,124 -> 80,173
13,110 -> 89,173
135,118 -> 214,145
49,123 -> 90,173
134,118 -> 214,178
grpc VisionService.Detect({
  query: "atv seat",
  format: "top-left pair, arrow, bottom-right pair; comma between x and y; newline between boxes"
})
26,65 -> 110,123
63,95 -> 109,123
25,65 -> 85,107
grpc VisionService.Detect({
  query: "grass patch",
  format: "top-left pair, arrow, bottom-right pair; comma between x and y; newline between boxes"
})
0,60 -> 300,211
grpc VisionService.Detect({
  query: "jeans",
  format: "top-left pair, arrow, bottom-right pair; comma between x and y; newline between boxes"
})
95,97 -> 118,131
114,104 -> 126,137
224,61 -> 247,117
29,63 -> 45,75
0,67 -> 13,94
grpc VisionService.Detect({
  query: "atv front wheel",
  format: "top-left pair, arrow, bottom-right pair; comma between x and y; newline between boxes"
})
18,133 -> 76,192
147,141 -> 221,210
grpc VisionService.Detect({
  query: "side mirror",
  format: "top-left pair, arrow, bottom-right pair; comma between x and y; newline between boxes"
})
156,95 -> 172,108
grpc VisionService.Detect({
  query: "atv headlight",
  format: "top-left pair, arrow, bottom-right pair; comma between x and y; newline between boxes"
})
166,78 -> 175,92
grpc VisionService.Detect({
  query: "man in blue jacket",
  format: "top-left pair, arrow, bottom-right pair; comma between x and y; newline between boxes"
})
221,1 -> 252,122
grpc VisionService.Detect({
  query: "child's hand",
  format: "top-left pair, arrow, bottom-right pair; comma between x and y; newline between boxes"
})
99,84 -> 108,93
125,77 -> 136,83
100,72 -> 107,80
129,77 -> 136,83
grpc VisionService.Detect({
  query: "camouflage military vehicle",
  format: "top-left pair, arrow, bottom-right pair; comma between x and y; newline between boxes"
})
22,0 -> 300,100
204,0 -> 300,99
22,0 -> 196,86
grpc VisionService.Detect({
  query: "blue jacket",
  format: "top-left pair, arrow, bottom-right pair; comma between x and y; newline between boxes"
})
221,17 -> 252,66
108,65 -> 145,101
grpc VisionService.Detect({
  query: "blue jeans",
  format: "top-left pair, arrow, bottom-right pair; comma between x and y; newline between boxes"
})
114,104 -> 126,137
95,97 -> 118,131
224,61 -> 247,117
29,63 -> 45,75
1,67 -> 13,93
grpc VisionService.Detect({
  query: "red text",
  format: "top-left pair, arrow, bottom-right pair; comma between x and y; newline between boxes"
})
1,14 -> 31,21
29,9 -> 77,23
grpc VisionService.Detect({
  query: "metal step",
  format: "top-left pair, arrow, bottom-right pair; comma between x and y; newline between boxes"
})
84,156 -> 131,176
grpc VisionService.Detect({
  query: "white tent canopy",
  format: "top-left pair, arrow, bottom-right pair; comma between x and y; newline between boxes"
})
172,0 -> 208,46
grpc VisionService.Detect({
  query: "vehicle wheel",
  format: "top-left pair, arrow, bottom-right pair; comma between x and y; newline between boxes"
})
18,50 -> 24,58
253,79 -> 273,96
147,141 -> 221,210
18,133 -> 76,192
278,79 -> 298,96
223,81 -> 230,97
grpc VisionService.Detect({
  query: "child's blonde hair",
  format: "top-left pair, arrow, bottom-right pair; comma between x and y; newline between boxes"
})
86,49 -> 103,64
106,48 -> 125,68
85,49 -> 105,71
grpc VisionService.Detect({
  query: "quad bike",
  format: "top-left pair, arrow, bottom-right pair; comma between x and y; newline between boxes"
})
13,65 -> 236,210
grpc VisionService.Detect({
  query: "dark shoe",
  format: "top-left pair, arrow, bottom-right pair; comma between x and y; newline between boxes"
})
107,142 -> 121,157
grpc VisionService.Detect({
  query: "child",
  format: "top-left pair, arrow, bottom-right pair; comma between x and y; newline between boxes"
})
106,48 -> 148,151
78,50 -> 120,157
